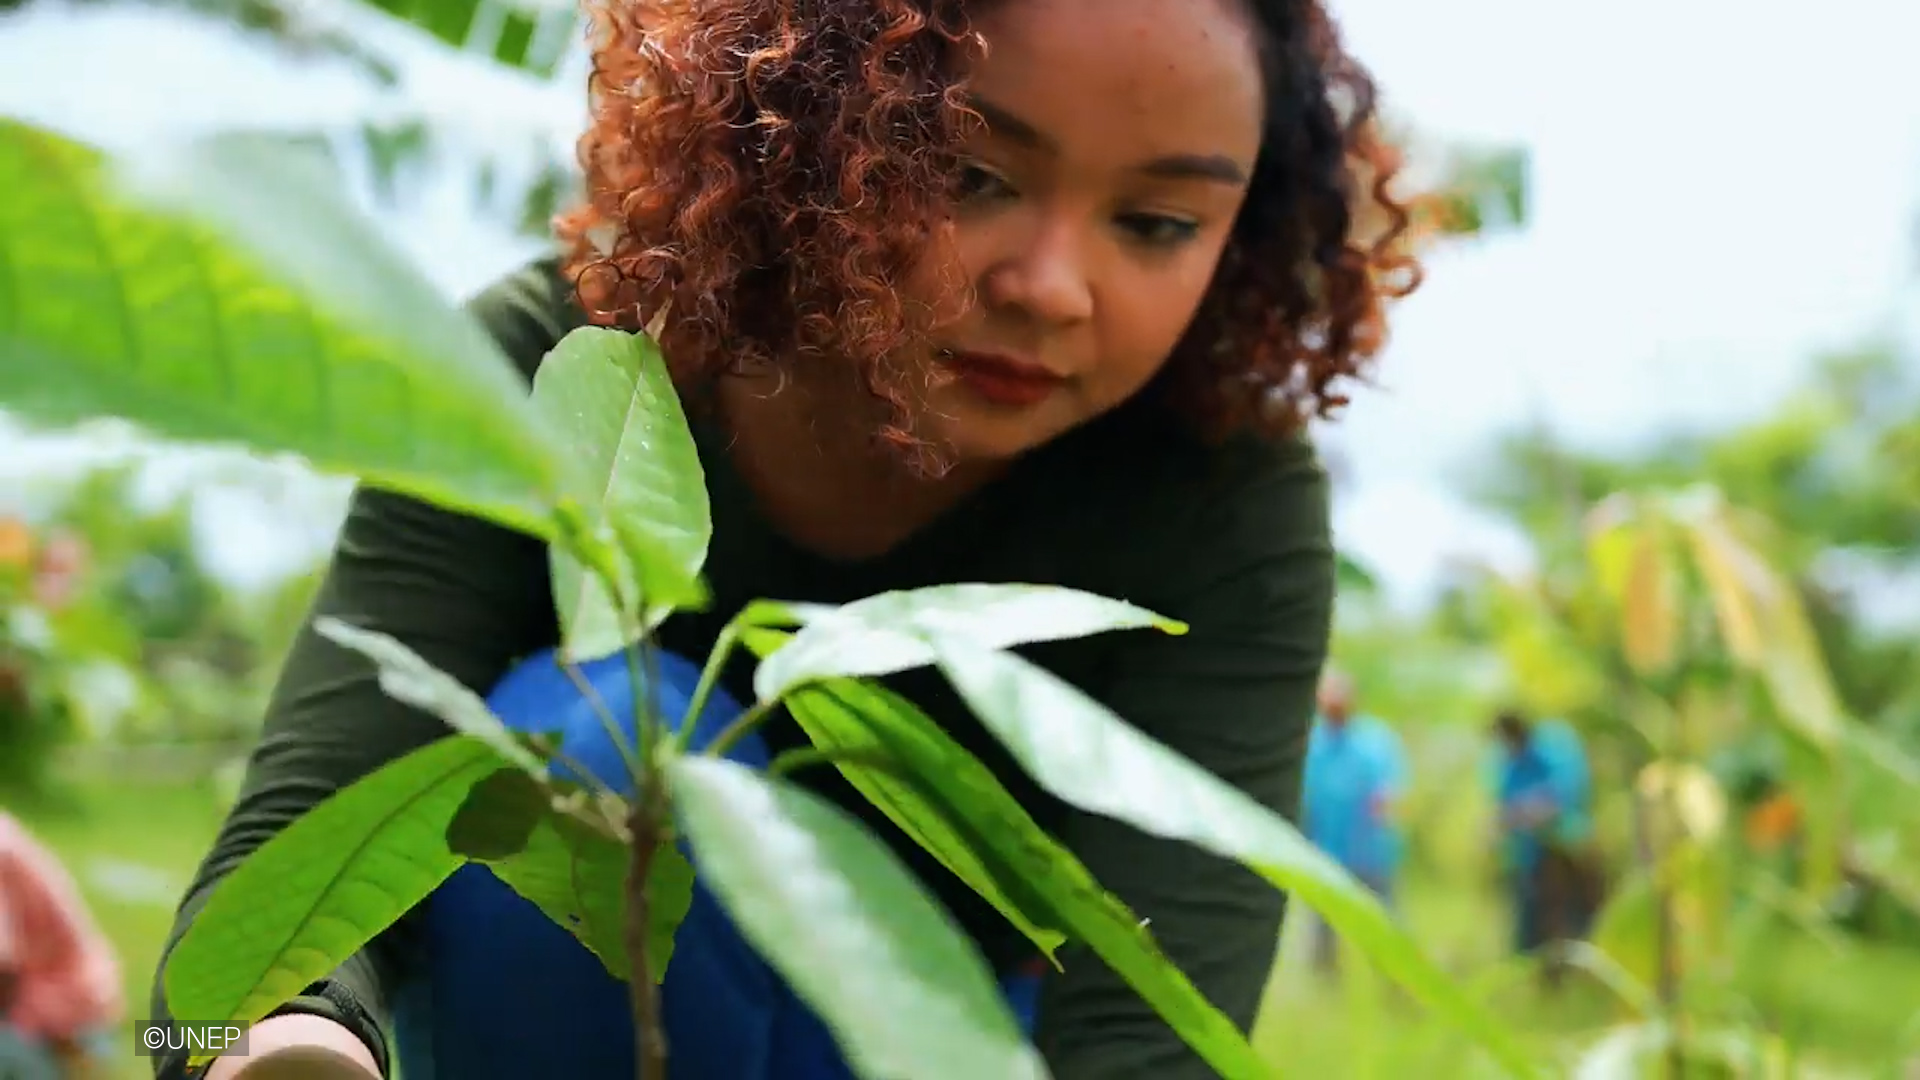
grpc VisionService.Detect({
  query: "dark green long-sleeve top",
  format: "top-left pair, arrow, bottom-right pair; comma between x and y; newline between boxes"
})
150,257 -> 1336,1080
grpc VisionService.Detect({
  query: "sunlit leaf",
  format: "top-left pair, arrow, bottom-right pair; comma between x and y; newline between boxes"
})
795,678 -> 1272,1079
755,583 -> 1183,702
1618,521 -> 1681,678
1678,507 -> 1771,669
163,736 -> 503,1065
1676,500 -> 1843,747
0,121 -> 568,538
668,756 -> 1046,1080
927,635 -> 1541,1078
315,617 -> 546,778
532,326 -> 711,657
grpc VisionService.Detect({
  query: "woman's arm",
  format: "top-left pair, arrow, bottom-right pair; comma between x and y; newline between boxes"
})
148,262 -> 574,1080
1035,436 -> 1336,1079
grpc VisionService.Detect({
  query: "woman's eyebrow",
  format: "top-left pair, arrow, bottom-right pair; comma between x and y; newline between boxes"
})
966,94 -> 1249,185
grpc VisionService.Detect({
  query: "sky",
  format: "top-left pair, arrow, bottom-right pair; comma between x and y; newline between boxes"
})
2,0 -> 1917,606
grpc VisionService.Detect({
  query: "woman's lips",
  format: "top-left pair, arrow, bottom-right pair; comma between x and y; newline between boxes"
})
939,350 -> 1067,408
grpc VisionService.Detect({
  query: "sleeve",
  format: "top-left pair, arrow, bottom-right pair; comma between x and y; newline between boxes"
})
146,261 -> 571,1080
1034,435 -> 1336,1079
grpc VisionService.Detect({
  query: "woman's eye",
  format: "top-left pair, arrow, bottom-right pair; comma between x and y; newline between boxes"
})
952,162 -> 1015,203
1117,213 -> 1201,247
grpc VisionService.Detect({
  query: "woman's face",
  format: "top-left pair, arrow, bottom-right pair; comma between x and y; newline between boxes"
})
904,0 -> 1265,463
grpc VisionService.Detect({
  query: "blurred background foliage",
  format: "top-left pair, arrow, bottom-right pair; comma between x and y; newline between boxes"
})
1,0 -> 1915,1075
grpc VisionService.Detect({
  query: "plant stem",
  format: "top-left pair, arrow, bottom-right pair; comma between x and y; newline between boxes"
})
559,657 -> 644,781
767,746 -> 900,779
703,699 -> 775,759
627,787 -> 668,1080
674,618 -> 741,753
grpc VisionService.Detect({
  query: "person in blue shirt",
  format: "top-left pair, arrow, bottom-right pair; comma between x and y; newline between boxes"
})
1488,710 -> 1605,980
1301,671 -> 1407,971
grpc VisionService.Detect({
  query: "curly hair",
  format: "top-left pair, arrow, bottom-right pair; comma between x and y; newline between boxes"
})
555,0 -> 1422,461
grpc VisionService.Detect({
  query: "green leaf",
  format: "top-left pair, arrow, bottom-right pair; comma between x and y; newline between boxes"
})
0,121 -> 568,538
795,679 -> 1273,1079
755,583 -> 1184,702
482,814 -> 694,984
315,617 -> 546,779
447,767 -> 548,861
927,636 -> 1541,1080
163,736 -> 503,1063
361,0 -> 579,77
532,326 -> 711,658
785,681 -> 1067,961
668,756 -> 1045,1080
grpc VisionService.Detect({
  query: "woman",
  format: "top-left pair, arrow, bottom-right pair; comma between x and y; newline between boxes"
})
152,0 -> 1418,1075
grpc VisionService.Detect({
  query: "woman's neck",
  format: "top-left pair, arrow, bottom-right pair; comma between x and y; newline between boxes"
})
712,364 -> 1004,563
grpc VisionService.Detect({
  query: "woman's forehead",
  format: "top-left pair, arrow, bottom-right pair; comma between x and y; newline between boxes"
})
965,0 -> 1265,165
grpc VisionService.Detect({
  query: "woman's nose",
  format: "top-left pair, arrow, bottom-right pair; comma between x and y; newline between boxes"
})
979,219 -> 1094,328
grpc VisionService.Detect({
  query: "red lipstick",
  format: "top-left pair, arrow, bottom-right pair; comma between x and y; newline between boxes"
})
940,350 -> 1066,408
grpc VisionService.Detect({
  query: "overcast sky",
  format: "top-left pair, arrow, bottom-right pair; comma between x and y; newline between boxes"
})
2,0 -> 1916,605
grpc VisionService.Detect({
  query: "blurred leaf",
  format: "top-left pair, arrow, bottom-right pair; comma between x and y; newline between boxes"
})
1618,520 -> 1682,679
0,120 -> 569,539
668,756 -> 1047,1080
315,617 -> 546,778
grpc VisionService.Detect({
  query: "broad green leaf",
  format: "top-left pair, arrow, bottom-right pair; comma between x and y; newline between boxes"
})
316,617 -> 546,778
927,636 -> 1541,1079
532,326 -> 711,658
668,756 -> 1045,1080
163,736 -> 503,1064
786,681 -> 1066,960
0,122 -> 571,538
755,583 -> 1184,702
447,768 -> 548,861
482,813 -> 694,984
799,678 -> 1272,1079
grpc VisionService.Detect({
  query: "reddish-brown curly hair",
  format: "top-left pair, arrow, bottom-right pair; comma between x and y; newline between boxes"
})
555,0 -> 1423,459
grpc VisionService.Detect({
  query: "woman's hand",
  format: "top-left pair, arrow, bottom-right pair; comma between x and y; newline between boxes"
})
203,1013 -> 381,1080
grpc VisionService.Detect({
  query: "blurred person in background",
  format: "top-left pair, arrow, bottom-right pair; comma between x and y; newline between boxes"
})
1488,709 -> 1603,983
0,811 -> 123,1080
1302,669 -> 1407,972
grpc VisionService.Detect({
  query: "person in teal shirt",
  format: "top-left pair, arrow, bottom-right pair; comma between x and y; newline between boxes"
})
1488,710 -> 1603,972
1301,671 -> 1407,970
